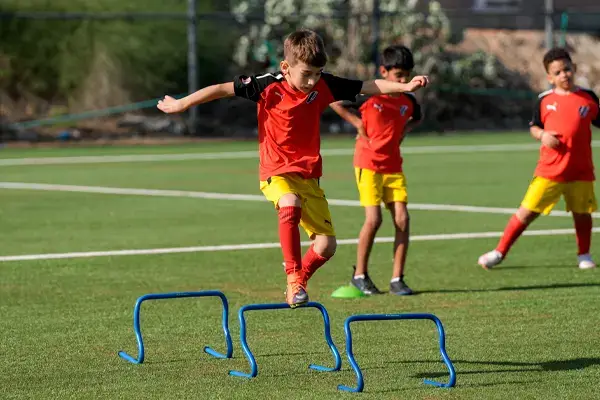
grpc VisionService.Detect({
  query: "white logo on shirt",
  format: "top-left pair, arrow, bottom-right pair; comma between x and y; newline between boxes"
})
373,103 -> 383,112
546,102 -> 558,112
274,91 -> 284,100
400,105 -> 408,116
579,105 -> 590,118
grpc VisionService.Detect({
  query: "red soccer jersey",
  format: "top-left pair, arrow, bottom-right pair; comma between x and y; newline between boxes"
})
234,72 -> 363,180
354,93 -> 421,173
530,88 -> 600,182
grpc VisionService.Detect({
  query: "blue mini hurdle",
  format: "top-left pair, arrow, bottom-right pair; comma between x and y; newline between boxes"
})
118,290 -> 233,364
337,313 -> 456,393
228,302 -> 342,378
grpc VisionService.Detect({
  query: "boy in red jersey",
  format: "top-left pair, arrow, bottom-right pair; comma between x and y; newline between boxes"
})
158,30 -> 429,306
478,48 -> 600,270
330,45 -> 422,295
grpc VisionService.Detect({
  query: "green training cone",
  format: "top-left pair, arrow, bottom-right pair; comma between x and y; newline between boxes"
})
331,285 -> 366,299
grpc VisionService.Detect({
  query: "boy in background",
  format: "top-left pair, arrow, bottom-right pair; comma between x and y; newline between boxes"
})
330,45 -> 422,295
478,48 -> 599,270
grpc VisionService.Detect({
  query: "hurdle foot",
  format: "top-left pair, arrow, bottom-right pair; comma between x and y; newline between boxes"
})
118,351 -> 142,364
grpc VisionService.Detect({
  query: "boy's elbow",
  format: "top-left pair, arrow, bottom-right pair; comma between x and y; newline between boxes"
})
217,82 -> 235,97
330,101 -> 345,113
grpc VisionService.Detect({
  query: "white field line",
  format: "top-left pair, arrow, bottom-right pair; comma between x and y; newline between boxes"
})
1,228 -> 598,262
5,141 -> 600,166
1,182 -> 595,218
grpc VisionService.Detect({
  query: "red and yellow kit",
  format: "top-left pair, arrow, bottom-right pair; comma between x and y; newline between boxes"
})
524,88 -> 600,214
353,93 -> 421,206
234,72 -> 363,236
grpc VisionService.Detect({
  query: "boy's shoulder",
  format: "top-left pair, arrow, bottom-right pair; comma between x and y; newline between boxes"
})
537,89 -> 554,99
578,87 -> 599,103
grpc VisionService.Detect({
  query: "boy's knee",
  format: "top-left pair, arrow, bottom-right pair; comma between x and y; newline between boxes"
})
365,215 -> 383,231
278,193 -> 301,208
313,236 -> 337,258
394,214 -> 410,231
516,207 -> 539,224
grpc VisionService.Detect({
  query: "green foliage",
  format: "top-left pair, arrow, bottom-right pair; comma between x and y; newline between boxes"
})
0,1 -> 235,108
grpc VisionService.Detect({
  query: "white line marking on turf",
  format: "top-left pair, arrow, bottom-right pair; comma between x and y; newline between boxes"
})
4,141 -> 600,166
1,228 -> 598,262
2,182 -> 595,218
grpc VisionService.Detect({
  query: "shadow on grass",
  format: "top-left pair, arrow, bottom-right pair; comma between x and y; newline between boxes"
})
357,357 -> 600,393
417,282 -> 600,295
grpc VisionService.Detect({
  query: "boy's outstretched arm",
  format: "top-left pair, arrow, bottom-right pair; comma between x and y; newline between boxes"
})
360,76 -> 428,96
158,82 -> 235,114
330,101 -> 369,141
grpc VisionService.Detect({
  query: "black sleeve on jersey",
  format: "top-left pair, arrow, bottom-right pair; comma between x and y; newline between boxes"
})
405,93 -> 422,121
582,89 -> 600,128
321,73 -> 364,102
530,97 -> 544,128
233,73 -> 280,102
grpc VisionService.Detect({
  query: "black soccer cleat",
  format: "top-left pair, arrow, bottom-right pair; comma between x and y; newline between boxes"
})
350,266 -> 383,295
389,278 -> 413,296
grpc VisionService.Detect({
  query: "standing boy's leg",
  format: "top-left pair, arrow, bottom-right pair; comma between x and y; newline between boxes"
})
383,173 -> 411,295
355,207 -> 382,276
478,177 -> 560,269
388,202 -> 410,281
352,168 -> 383,294
565,181 -> 597,269
573,212 -> 594,269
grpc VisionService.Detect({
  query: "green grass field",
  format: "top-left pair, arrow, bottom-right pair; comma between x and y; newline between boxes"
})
1,132 -> 599,399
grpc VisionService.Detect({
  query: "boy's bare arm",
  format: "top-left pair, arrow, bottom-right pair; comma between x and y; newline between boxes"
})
530,125 -> 560,149
360,76 -> 428,96
330,101 -> 362,130
330,101 -> 369,141
158,82 -> 235,114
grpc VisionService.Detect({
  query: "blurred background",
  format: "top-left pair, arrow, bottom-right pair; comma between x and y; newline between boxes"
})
1,0 -> 599,142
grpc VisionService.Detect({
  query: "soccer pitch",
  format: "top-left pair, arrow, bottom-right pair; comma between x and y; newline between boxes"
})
1,132 -> 599,399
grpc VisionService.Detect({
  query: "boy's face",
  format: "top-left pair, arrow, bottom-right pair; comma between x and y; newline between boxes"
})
546,59 -> 576,91
281,60 -> 323,93
380,66 -> 411,83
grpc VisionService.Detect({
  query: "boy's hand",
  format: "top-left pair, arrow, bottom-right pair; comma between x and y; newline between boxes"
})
355,124 -> 370,143
540,130 -> 561,149
157,95 -> 187,114
406,76 -> 429,92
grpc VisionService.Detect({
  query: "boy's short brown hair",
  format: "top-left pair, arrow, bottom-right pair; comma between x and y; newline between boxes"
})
543,47 -> 572,72
283,29 -> 328,68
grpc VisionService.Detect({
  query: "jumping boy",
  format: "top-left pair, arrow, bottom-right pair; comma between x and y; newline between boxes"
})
330,45 -> 422,295
478,48 -> 600,270
158,30 -> 428,307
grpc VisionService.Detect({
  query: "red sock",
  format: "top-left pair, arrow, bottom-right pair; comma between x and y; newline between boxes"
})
278,206 -> 302,275
302,245 -> 330,282
574,214 -> 592,255
496,215 -> 528,256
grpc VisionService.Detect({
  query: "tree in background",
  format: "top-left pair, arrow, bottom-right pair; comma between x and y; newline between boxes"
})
230,0 -> 532,130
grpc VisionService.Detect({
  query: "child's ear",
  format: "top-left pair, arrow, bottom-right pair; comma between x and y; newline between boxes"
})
280,60 -> 289,73
378,65 -> 387,78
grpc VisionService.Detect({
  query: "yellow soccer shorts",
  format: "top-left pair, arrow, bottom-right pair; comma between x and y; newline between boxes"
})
521,176 -> 597,215
260,173 -> 335,238
354,167 -> 408,207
